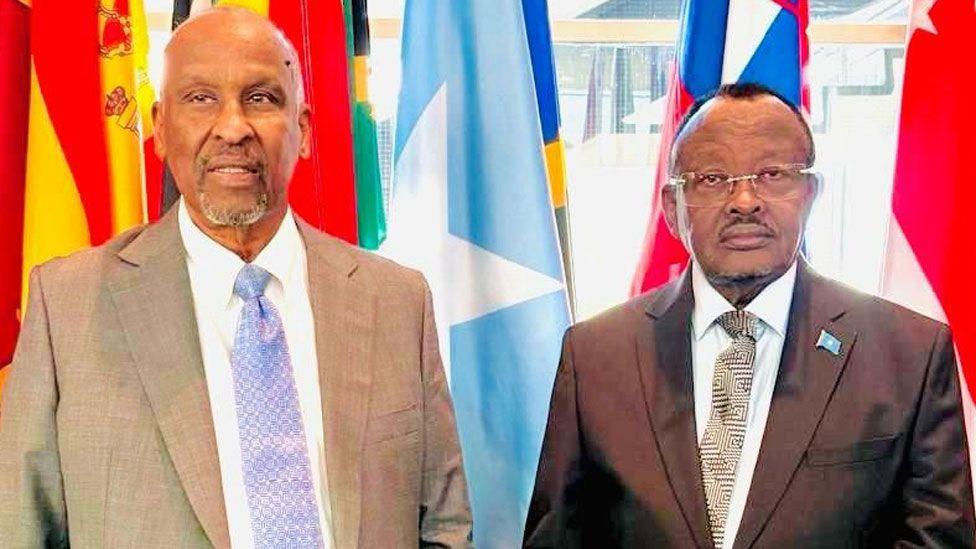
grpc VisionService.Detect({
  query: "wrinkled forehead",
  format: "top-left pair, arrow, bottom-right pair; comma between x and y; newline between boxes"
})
672,97 -> 810,170
161,9 -> 301,98
167,40 -> 288,83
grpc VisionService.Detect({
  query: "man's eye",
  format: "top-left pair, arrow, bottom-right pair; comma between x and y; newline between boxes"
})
246,92 -> 278,104
758,167 -> 788,181
697,174 -> 728,187
187,92 -> 215,103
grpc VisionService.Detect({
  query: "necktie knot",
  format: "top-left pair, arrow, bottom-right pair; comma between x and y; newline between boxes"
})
716,310 -> 759,340
234,264 -> 272,301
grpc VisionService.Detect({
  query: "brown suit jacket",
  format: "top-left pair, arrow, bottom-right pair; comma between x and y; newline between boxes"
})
0,209 -> 472,548
524,261 -> 974,548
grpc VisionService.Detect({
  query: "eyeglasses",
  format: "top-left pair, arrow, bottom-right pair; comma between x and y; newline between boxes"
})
669,163 -> 816,207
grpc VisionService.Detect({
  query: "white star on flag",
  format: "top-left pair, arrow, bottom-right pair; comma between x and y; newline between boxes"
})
382,85 -> 566,380
910,0 -> 938,36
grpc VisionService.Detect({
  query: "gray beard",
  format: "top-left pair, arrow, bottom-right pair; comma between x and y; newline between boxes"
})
198,191 -> 269,228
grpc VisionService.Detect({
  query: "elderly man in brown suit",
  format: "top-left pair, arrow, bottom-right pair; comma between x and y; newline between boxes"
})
0,7 -> 471,548
524,83 -> 974,548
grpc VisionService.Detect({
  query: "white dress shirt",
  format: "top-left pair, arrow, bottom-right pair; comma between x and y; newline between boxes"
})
178,200 -> 334,549
690,260 -> 797,549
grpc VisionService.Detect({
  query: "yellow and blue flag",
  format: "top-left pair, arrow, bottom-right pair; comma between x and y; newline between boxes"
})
523,0 -> 575,315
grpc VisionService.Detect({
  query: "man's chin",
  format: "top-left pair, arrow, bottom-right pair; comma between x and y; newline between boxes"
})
198,194 -> 270,228
697,249 -> 798,288
703,263 -> 777,287
204,208 -> 266,228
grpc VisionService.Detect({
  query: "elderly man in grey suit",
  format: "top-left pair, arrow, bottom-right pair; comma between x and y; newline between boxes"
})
0,7 -> 471,548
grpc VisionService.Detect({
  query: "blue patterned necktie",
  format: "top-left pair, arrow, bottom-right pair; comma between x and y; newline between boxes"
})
231,264 -> 323,548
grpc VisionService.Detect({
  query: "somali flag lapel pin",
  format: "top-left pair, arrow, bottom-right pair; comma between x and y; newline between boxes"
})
816,329 -> 842,356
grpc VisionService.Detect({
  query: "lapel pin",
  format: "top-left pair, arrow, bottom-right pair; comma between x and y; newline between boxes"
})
816,329 -> 842,356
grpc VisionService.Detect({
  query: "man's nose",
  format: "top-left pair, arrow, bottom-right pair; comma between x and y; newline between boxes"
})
212,101 -> 255,144
726,177 -> 763,215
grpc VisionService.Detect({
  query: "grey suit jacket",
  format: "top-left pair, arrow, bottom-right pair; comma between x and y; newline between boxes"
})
525,260 -> 974,547
0,209 -> 472,548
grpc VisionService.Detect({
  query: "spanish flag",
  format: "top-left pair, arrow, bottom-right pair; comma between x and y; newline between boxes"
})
0,0 -> 154,399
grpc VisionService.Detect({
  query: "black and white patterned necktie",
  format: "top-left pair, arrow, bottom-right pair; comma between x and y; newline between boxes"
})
699,310 -> 760,548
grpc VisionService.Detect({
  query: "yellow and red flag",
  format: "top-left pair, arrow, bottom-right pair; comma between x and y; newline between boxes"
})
0,0 -> 155,399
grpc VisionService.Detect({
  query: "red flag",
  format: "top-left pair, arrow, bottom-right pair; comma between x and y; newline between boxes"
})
881,0 -> 976,476
145,139 -> 164,221
0,0 -> 30,372
271,0 -> 359,245
629,69 -> 695,294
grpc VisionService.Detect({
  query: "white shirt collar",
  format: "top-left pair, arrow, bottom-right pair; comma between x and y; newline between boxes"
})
691,260 -> 797,341
177,198 -> 304,308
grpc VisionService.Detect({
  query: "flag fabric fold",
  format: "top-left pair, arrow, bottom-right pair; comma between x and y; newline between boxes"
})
0,0 -> 31,392
630,0 -> 809,295
383,0 -> 571,545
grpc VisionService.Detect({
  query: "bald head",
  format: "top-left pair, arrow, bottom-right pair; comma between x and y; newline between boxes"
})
162,6 -> 305,104
670,85 -> 814,174
671,94 -> 813,175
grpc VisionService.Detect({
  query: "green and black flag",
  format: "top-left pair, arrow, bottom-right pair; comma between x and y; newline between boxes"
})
345,0 -> 386,249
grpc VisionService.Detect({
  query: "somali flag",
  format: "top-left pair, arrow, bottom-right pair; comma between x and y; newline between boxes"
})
381,0 -> 571,545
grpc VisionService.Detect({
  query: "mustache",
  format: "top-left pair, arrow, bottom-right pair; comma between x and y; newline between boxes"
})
196,146 -> 266,173
719,215 -> 774,236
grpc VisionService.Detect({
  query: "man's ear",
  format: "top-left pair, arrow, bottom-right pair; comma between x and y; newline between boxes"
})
151,102 -> 165,159
298,103 -> 312,159
801,172 -> 822,221
662,186 -> 681,239
810,172 -> 823,201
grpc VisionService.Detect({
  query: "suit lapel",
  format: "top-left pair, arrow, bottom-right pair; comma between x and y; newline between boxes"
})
638,270 -> 713,549
732,260 -> 857,549
299,222 -> 374,549
107,210 -> 230,548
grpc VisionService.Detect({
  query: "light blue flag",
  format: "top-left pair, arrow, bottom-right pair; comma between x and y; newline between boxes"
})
381,0 -> 571,546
